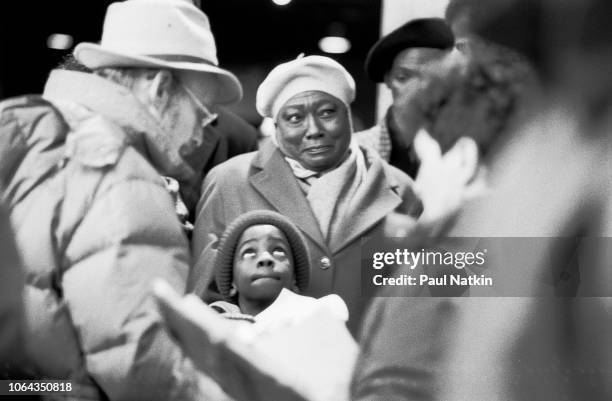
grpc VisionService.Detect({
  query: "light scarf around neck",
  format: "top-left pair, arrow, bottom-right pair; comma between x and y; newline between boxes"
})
281,140 -> 367,240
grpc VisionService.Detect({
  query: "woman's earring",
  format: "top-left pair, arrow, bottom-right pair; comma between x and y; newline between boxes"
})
229,283 -> 237,298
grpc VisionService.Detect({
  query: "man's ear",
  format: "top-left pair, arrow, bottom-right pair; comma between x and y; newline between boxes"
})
448,137 -> 480,182
146,69 -> 174,119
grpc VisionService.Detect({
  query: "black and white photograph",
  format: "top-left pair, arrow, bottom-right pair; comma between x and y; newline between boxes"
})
1,0 -> 611,400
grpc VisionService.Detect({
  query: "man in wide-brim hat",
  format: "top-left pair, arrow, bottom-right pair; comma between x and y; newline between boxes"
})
0,0 -> 240,399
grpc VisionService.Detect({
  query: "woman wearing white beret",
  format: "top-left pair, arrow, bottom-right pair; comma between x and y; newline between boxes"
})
190,55 -> 422,335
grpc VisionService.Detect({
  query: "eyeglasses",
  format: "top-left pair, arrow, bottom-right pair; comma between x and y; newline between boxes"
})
180,81 -> 218,129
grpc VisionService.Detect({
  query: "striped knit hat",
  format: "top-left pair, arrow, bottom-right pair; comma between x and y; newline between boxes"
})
215,210 -> 310,299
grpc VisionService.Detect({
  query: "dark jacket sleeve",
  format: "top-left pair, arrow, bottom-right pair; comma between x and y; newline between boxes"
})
0,202 -> 25,364
215,106 -> 259,157
351,297 -> 460,401
189,166 -> 228,299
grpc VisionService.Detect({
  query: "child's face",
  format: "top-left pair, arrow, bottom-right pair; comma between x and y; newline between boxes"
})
232,224 -> 295,303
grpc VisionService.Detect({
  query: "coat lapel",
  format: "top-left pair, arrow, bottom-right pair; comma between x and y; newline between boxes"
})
330,158 -> 403,253
249,142 -> 327,248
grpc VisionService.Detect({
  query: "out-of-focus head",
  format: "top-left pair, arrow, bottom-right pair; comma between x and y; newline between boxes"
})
446,0 -> 612,124
408,49 -> 532,217
256,55 -> 355,172
421,47 -> 531,165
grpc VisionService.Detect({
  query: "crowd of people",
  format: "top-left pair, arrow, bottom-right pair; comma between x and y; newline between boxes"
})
1,0 -> 610,400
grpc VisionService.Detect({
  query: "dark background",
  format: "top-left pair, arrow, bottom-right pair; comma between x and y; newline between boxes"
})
0,0 -> 381,128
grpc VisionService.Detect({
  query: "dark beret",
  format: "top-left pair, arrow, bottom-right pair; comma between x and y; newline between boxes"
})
365,18 -> 455,82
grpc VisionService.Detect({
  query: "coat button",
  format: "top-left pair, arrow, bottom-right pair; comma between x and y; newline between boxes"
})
320,256 -> 331,270
560,271 -> 571,282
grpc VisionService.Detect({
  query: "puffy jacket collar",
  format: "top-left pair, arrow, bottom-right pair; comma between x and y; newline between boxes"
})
43,70 -> 195,184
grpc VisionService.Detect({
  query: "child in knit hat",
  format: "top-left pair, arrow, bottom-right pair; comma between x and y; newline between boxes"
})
210,210 -> 310,319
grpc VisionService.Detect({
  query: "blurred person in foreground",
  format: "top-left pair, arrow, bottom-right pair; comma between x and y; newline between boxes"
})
350,28 -> 538,401
0,0 -> 241,399
354,18 -> 455,178
353,1 -> 612,400
436,1 -> 612,400
191,55 -> 422,336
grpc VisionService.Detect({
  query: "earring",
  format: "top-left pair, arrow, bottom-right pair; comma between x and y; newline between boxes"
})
229,284 -> 237,298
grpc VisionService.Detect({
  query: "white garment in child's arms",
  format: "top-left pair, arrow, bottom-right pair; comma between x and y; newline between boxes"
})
254,288 -> 349,331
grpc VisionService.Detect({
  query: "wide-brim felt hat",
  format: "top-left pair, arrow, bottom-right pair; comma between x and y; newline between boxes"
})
215,210 -> 311,299
365,17 -> 455,83
74,0 -> 242,105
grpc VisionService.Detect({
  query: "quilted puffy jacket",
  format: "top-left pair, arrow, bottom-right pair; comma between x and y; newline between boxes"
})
0,90 -> 222,400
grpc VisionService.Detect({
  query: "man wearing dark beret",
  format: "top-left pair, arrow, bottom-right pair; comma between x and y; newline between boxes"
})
354,18 -> 455,178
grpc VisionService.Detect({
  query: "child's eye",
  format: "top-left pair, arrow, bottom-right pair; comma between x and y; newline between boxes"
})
272,249 -> 287,259
241,249 -> 256,259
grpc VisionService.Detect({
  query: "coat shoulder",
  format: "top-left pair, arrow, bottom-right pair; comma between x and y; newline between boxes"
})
384,161 -> 416,188
209,150 -> 257,177
62,110 -> 163,189
374,155 -> 423,216
362,145 -> 415,189
0,96 -> 69,186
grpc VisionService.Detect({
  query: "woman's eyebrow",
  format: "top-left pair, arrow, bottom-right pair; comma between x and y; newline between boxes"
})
281,104 -> 306,112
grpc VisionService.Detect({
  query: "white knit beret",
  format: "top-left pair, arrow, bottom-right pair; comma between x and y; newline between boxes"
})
256,55 -> 356,120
